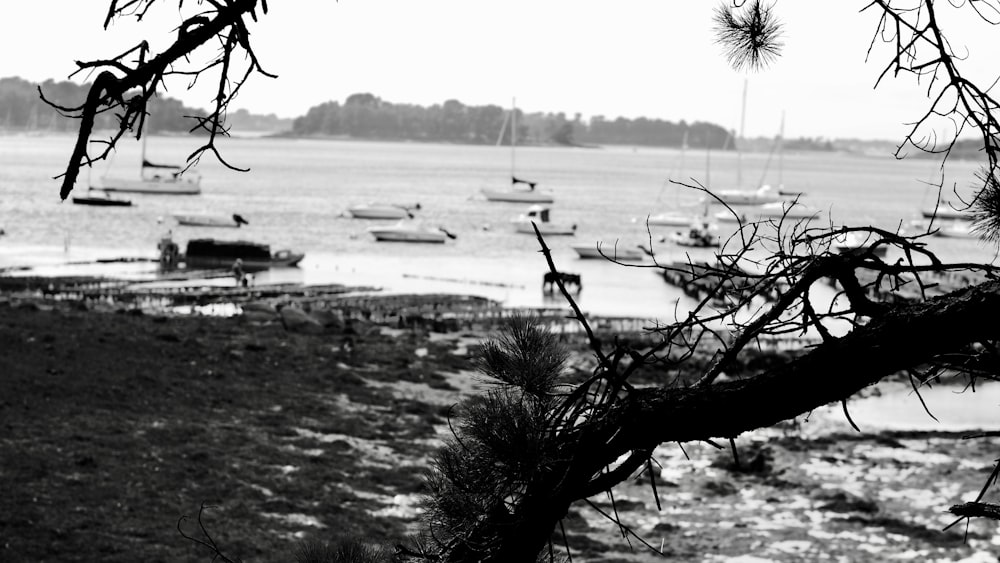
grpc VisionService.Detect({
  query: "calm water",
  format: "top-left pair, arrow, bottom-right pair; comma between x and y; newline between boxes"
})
1,134 -> 996,318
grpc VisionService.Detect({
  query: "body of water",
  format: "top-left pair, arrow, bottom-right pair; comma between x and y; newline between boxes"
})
1,134 -> 996,319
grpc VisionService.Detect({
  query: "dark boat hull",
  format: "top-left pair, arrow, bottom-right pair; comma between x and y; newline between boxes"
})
182,239 -> 304,271
72,196 -> 133,207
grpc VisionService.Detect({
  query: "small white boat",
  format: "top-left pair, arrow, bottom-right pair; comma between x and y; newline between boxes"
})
512,205 -> 576,235
715,201 -> 820,223
347,202 -> 420,220
832,233 -> 888,257
367,222 -> 456,243
572,243 -> 646,261
935,220 -> 979,238
482,186 -> 555,203
708,185 -> 784,207
669,220 -> 719,248
174,213 -> 249,228
647,211 -> 698,227
921,201 -> 968,220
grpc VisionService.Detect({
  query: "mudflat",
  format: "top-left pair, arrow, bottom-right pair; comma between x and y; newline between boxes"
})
2,294 -> 998,562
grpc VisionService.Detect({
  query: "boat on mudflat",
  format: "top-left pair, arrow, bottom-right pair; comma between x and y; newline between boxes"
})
174,213 -> 249,228
179,238 -> 304,270
367,222 -> 456,243
572,243 -> 646,261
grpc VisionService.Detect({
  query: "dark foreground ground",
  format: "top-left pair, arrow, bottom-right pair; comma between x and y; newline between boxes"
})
2,294 -> 999,562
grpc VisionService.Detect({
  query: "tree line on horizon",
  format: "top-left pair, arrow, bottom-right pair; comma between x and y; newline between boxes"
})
1,76 -> 841,151
291,92 -> 738,149
0,76 -> 206,134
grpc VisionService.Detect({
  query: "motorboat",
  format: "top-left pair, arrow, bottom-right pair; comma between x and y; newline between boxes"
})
832,232 -> 888,258
668,220 -> 719,248
715,201 -> 820,224
707,184 -> 784,207
347,202 -> 420,219
921,203 -> 968,220
71,190 -> 132,207
367,222 -> 456,243
572,243 -> 646,261
934,220 -> 979,239
512,205 -> 576,235
482,98 -> 555,204
100,135 -> 202,195
647,211 -> 698,227
178,238 -> 304,270
174,213 -> 249,228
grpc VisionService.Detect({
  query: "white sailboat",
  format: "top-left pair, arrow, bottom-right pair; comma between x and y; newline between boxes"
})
100,134 -> 202,195
648,132 -> 707,226
708,82 -> 787,208
481,98 -> 554,203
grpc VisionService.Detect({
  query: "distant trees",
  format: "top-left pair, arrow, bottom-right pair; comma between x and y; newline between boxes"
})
291,93 -> 732,149
0,76 -> 204,134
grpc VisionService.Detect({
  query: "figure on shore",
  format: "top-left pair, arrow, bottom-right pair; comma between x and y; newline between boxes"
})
231,258 -> 245,287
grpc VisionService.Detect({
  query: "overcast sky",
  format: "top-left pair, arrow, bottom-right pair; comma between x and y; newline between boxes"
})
5,1 -> 999,140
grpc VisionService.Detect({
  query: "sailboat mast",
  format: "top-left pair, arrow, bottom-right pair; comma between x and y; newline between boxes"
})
778,110 -> 785,188
510,97 -> 516,180
737,78 -> 747,188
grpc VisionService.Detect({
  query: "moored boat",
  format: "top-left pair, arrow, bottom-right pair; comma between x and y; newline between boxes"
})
572,243 -> 646,261
934,220 -> 979,239
72,190 -> 133,207
669,220 -> 719,248
647,211 -> 698,227
708,184 -> 784,207
100,136 -> 202,195
180,238 -> 304,270
715,201 -> 820,224
512,205 -> 576,235
174,213 -> 249,228
832,232 -> 888,258
482,98 -> 555,204
367,222 -> 456,243
348,202 -> 421,219
482,184 -> 555,204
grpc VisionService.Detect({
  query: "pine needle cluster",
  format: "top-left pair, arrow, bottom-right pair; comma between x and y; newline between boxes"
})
713,0 -> 784,72
422,317 -> 569,560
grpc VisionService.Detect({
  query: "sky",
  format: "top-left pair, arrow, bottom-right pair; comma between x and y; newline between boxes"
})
4,1 -> 1000,140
